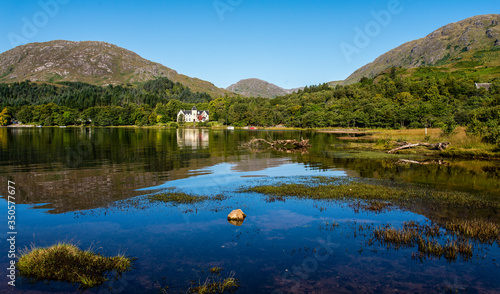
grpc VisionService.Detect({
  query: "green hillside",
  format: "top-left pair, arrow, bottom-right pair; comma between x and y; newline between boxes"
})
344,14 -> 500,84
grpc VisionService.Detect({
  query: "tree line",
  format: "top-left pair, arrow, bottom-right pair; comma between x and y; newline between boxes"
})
1,71 -> 499,146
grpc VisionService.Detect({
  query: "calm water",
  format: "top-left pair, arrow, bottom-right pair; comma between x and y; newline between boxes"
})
0,128 -> 499,293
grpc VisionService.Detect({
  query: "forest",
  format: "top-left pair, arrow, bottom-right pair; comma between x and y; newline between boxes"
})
0,70 -> 499,147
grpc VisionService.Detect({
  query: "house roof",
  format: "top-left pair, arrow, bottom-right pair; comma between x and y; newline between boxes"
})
178,110 -> 210,115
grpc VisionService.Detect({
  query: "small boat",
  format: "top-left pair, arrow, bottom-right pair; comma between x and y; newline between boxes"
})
59,126 -> 67,128
36,125 -> 42,128
227,126 -> 235,130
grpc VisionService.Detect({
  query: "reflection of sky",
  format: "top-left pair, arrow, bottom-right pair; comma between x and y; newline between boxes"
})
139,162 -> 346,194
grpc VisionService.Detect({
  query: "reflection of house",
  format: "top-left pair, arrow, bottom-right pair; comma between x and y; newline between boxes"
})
177,106 -> 209,122
177,129 -> 209,148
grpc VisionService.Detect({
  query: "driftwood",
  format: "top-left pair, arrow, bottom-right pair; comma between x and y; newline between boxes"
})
388,142 -> 450,154
246,138 -> 311,153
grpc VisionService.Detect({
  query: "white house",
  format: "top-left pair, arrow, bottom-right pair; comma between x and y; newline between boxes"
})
475,83 -> 491,91
177,106 -> 209,123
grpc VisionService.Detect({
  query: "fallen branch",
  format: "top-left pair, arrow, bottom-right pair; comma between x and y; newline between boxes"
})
246,138 -> 311,151
388,142 -> 450,154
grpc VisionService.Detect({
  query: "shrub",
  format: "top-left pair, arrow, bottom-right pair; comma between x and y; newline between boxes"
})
18,242 -> 132,288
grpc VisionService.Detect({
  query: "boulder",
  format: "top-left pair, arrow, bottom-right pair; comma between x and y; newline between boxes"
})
227,209 -> 246,221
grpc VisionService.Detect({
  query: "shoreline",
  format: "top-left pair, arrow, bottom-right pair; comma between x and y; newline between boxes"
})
4,125 -> 499,159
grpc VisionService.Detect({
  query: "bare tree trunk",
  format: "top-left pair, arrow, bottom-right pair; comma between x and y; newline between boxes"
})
388,142 -> 450,154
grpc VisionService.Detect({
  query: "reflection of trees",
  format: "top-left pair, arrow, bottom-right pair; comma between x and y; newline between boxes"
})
1,129 -> 499,213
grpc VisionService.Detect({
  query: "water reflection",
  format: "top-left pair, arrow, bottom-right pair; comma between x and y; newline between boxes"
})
177,128 -> 209,148
228,219 -> 244,226
0,128 -> 499,293
0,127 -> 498,214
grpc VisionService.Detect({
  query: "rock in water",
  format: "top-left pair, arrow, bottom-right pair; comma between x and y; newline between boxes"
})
228,209 -> 246,221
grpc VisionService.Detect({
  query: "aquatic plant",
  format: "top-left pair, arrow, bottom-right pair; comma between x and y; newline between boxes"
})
444,219 -> 500,244
188,270 -> 240,294
244,177 -> 500,214
373,224 -> 473,262
148,192 -> 209,205
350,200 -> 393,213
18,242 -> 132,288
209,267 -> 223,274
374,226 -> 419,248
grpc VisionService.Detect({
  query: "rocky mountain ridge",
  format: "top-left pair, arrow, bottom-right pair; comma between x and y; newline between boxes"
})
226,78 -> 303,98
0,40 -> 229,96
344,14 -> 500,84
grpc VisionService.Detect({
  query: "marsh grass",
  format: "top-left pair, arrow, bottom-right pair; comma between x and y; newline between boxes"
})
148,192 -> 209,205
373,223 -> 473,261
349,200 -> 393,213
343,127 -> 499,158
444,219 -> 500,244
18,242 -> 132,288
188,270 -> 239,294
244,177 -> 499,213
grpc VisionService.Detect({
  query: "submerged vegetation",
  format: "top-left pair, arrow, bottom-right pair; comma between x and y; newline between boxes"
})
244,177 -> 500,213
148,192 -> 210,205
18,242 -> 132,288
158,267 -> 240,294
244,176 -> 500,252
188,271 -> 239,294
147,192 -> 227,206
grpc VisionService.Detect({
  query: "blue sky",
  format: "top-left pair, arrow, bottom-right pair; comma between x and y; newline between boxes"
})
1,1 -> 499,89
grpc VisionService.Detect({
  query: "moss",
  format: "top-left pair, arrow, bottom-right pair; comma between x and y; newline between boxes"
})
18,242 -> 132,288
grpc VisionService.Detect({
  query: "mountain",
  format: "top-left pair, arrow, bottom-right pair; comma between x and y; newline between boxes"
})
344,14 -> 500,84
0,40 -> 229,97
327,80 -> 343,87
226,78 -> 302,98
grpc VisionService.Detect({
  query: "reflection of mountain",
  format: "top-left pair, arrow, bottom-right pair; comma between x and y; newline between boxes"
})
231,157 -> 292,172
177,129 -> 209,148
1,128 -> 498,214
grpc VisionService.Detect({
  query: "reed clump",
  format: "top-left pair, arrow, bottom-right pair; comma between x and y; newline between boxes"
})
188,271 -> 239,294
444,219 -> 500,244
373,223 -> 473,261
18,242 -> 132,288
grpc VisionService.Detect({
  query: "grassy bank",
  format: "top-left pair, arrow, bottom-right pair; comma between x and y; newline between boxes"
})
333,127 -> 500,159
